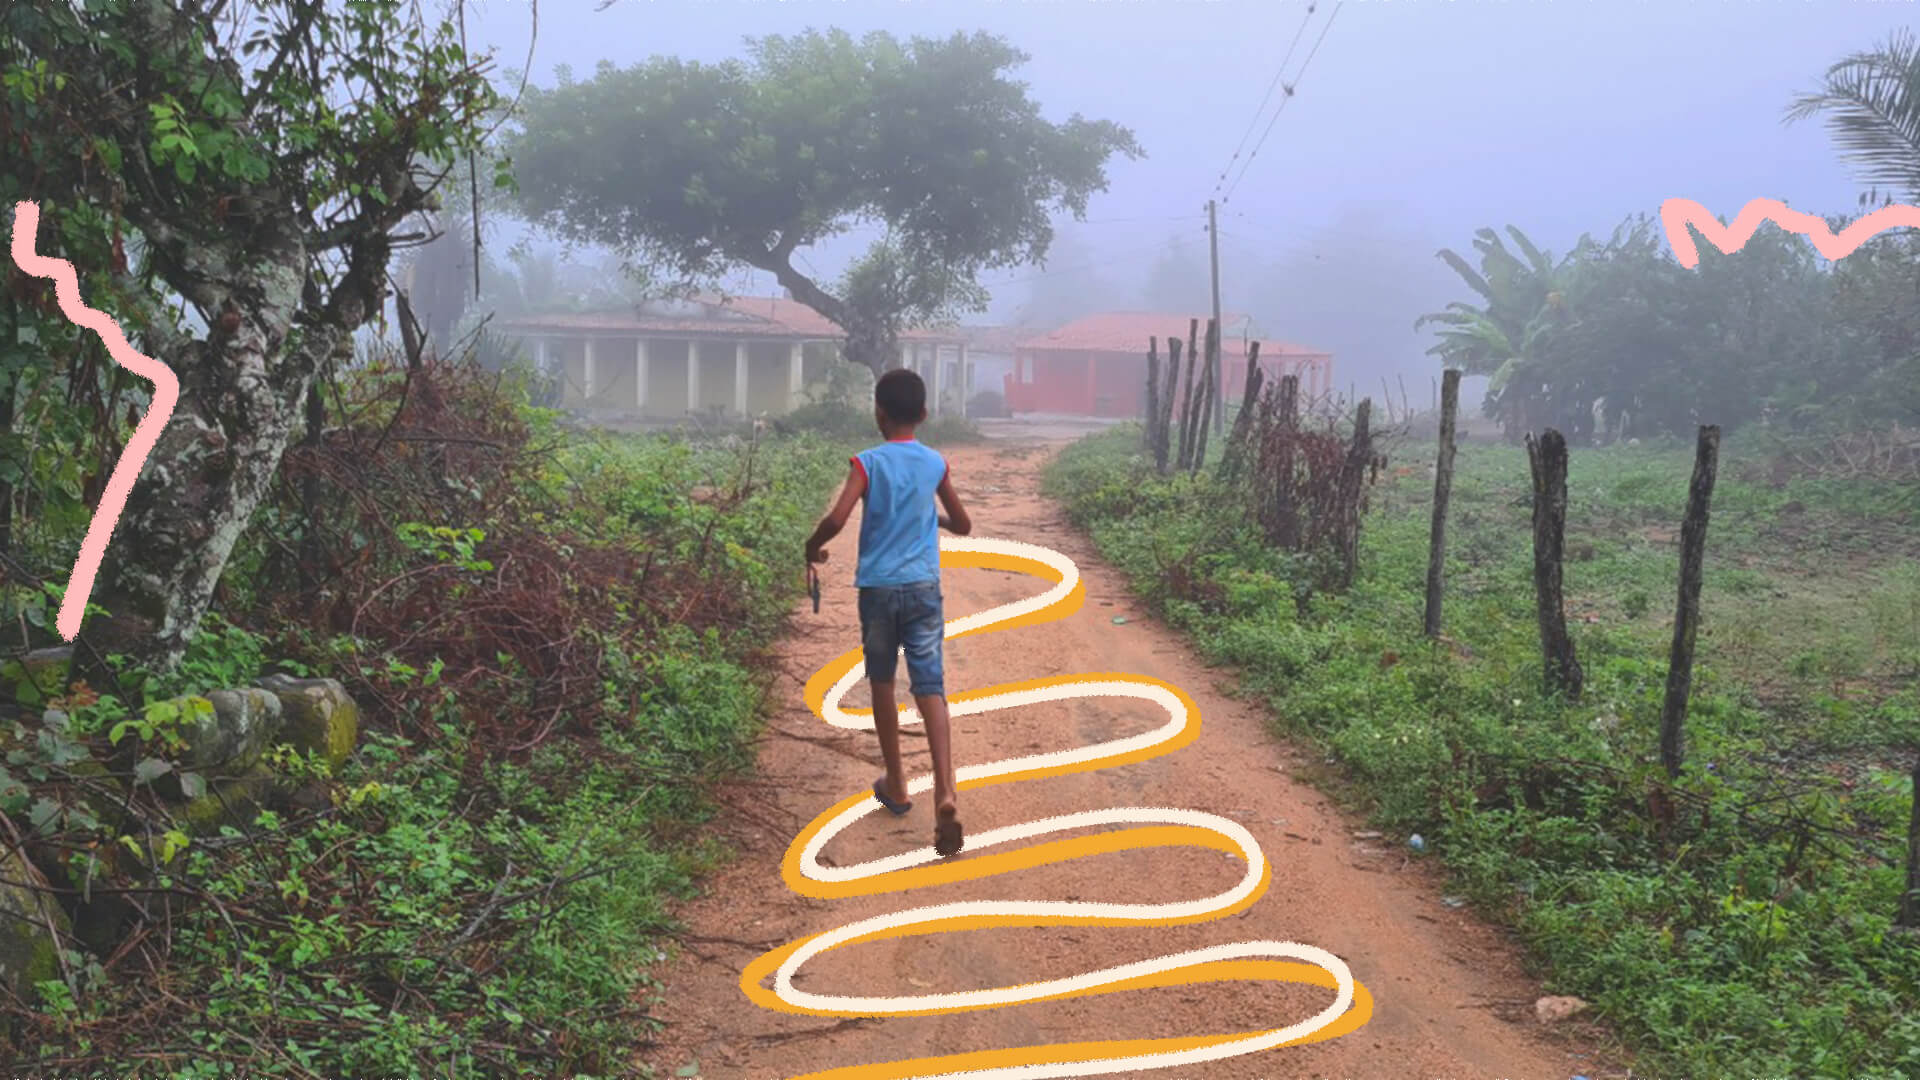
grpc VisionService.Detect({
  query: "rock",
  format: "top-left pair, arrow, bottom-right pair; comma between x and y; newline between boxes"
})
179,763 -> 278,832
255,675 -> 359,773
1534,994 -> 1589,1023
179,688 -> 284,775
0,844 -> 69,1004
2,646 -> 72,706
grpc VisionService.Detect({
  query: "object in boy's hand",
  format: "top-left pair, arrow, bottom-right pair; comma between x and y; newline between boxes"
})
810,567 -> 821,613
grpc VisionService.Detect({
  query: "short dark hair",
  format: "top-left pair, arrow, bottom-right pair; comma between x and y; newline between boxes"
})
874,368 -> 926,424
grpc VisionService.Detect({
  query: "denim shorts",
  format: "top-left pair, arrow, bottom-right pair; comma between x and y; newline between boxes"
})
857,581 -> 945,697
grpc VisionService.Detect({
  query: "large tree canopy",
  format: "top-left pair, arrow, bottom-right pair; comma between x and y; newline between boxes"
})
504,28 -> 1140,373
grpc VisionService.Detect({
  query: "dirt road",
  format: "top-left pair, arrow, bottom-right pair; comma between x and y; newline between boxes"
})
639,439 -> 1608,1080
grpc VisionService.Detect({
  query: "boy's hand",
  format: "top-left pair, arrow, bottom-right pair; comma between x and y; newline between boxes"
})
806,544 -> 829,565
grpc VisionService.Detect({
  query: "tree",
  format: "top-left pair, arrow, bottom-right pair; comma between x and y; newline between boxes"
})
504,29 -> 1140,374
1414,226 -> 1570,440
2,0 -> 497,672
1785,28 -> 1920,205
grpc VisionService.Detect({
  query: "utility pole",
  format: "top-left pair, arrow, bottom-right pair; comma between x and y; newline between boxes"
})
1207,199 -> 1224,434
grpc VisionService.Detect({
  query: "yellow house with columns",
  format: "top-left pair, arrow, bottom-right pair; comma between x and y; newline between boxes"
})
500,294 -> 973,420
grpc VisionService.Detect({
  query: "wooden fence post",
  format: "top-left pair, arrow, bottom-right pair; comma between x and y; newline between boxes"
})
1659,424 -> 1719,778
1157,337 -> 1182,474
1274,373 -> 1301,550
1158,334 -> 1181,473
1191,319 -> 1219,475
1144,337 -> 1160,455
1525,428 -> 1583,699
1423,368 -> 1461,639
1219,341 -> 1264,483
1335,398 -> 1373,589
1176,318 -> 1200,471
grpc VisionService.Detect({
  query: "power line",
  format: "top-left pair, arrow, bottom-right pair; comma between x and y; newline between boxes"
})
1222,1 -> 1344,206
1212,3 -> 1319,199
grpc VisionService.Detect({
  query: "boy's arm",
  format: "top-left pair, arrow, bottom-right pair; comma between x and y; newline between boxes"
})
935,467 -> 971,536
806,461 -> 867,562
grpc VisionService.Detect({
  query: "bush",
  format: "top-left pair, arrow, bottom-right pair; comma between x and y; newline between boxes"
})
0,347 -> 849,1073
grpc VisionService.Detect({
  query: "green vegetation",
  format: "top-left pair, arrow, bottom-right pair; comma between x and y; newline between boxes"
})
3,352 -> 855,1071
1044,425 -> 1920,1079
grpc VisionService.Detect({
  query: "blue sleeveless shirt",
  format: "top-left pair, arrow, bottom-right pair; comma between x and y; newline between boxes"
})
852,439 -> 947,587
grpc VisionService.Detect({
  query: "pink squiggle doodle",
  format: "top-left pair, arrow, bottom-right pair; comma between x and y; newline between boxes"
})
1661,196 -> 1920,268
9,201 -> 181,642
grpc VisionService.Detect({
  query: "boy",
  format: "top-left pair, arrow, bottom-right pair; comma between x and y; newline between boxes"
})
804,368 -> 972,858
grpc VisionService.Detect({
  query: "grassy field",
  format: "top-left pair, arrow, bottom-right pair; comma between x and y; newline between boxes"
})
1042,424 -> 1920,1079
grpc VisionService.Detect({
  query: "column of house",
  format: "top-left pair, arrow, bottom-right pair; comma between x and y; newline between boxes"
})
788,340 -> 805,410
582,338 -> 597,405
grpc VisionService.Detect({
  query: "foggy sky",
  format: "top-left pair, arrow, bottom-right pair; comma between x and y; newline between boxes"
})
463,0 -> 1911,391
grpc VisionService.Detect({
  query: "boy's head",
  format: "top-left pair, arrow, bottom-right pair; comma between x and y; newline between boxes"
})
874,367 -> 928,434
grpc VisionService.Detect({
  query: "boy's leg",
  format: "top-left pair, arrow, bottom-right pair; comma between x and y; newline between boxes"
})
860,588 -> 910,807
870,679 -> 910,806
901,583 -> 961,856
913,690 -> 957,815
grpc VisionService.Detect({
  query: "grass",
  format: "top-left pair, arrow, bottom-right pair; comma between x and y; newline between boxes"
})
1042,423 -> 1920,1080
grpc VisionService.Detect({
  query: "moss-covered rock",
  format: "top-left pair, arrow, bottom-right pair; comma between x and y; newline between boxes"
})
0,844 -> 69,1004
256,675 -> 358,773
181,688 -> 284,774
178,763 -> 278,832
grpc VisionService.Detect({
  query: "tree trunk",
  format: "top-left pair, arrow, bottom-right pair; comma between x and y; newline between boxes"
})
1659,424 -> 1719,778
1525,428 -> 1582,699
1143,337 -> 1160,455
82,216 -> 373,678
1423,368 -> 1461,638
1219,340 -> 1264,483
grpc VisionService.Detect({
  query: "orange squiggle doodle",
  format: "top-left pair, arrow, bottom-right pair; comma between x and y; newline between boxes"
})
1660,196 -> 1920,268
9,201 -> 181,641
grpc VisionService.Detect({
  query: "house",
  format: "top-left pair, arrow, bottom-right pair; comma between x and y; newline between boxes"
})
498,294 -> 973,420
1004,311 -> 1334,418
957,325 -> 1023,404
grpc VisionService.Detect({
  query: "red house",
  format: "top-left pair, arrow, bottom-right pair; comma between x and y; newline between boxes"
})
1003,312 -> 1334,418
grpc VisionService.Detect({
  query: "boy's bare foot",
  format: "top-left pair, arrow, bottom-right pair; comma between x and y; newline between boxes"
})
934,803 -> 963,858
873,778 -> 912,816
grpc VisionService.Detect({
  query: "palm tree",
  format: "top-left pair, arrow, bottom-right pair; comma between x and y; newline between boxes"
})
1785,28 -> 1920,205
1414,225 -> 1569,440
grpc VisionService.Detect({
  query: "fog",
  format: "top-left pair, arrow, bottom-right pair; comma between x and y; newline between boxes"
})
458,0 -> 1912,402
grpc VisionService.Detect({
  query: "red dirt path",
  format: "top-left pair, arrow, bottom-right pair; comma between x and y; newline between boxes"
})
636,438 -> 1614,1080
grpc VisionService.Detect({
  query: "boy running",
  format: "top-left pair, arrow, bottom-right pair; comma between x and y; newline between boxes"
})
804,368 -> 971,858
